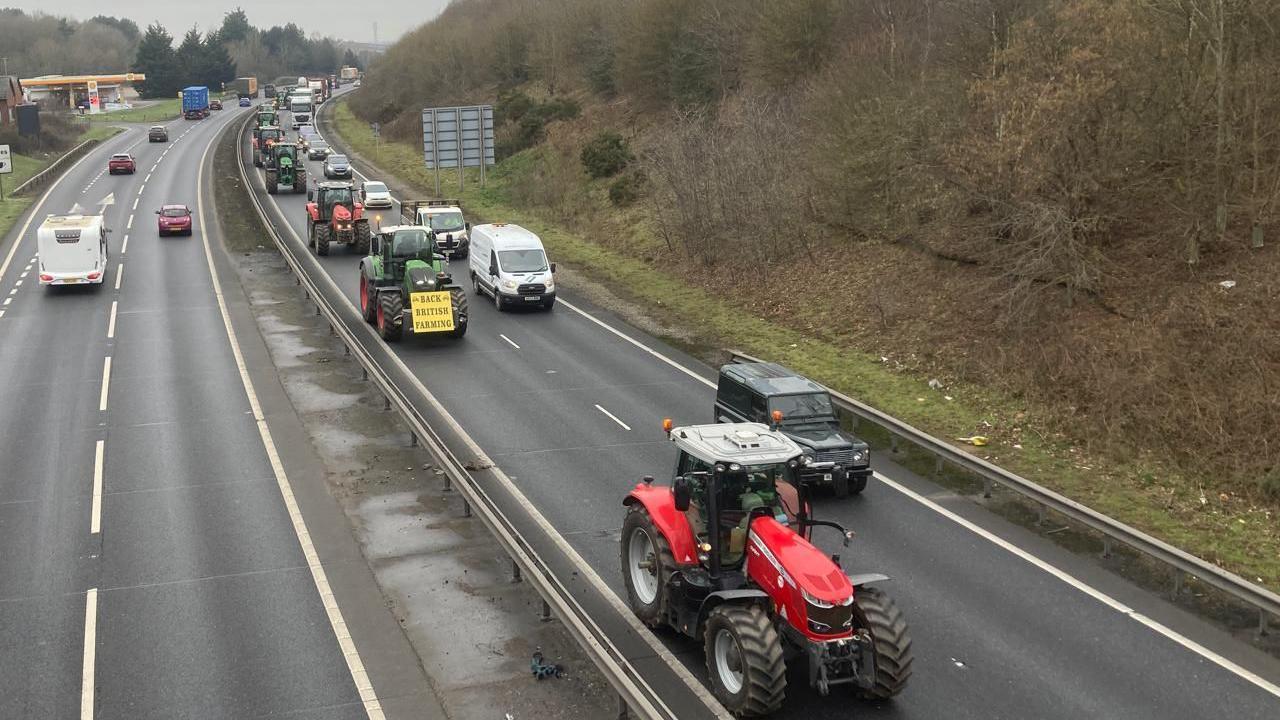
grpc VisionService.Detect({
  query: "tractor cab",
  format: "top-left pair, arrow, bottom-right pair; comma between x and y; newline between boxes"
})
372,226 -> 446,282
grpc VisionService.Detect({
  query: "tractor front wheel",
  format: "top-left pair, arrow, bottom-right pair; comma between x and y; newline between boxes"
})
704,604 -> 787,716
354,220 -> 371,255
265,170 -> 277,194
852,586 -> 913,700
377,292 -> 403,342
315,224 -> 331,256
447,288 -> 468,339
359,278 -> 377,324
620,506 -> 674,627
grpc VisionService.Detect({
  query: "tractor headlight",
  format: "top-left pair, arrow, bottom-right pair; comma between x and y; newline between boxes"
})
803,588 -> 854,636
802,589 -> 834,609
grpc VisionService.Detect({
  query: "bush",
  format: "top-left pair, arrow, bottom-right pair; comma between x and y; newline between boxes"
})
608,170 -> 646,206
0,111 -> 82,155
495,92 -> 582,160
581,131 -> 632,178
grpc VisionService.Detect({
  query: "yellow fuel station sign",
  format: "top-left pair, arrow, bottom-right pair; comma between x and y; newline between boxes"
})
409,291 -> 455,333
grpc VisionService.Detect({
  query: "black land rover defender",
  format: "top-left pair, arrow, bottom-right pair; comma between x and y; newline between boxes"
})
713,362 -> 872,496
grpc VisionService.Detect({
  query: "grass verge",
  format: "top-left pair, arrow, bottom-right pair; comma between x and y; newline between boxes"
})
327,98 -> 1280,597
88,98 -> 183,124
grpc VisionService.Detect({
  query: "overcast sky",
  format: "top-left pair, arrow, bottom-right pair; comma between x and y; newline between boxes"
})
15,1 -> 450,44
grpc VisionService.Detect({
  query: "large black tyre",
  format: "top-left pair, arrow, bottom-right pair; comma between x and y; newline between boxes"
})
852,586 -> 913,700
849,474 -> 868,495
265,170 -> 277,194
543,296 -> 556,311
704,604 -> 787,716
447,287 -> 468,338
315,224 -> 331,256
293,172 -> 306,194
354,220 -> 371,255
359,276 -> 377,324
620,505 -> 675,627
378,292 -> 403,342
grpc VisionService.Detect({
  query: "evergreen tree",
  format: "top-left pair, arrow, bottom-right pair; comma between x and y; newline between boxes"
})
133,23 -> 179,98
220,8 -> 251,43
342,48 -> 361,71
176,27 -> 204,88
202,33 -> 237,88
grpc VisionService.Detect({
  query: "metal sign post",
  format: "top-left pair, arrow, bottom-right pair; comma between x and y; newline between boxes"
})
0,144 -> 11,200
423,105 -> 494,196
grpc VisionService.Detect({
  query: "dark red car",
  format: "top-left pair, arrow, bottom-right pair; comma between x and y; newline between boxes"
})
107,153 -> 136,175
156,205 -> 193,236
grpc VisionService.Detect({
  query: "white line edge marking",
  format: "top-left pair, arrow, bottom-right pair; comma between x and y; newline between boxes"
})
874,472 -> 1280,698
91,440 -> 104,534
595,404 -> 632,431
260,176 -> 725,720
114,264 -> 123,291
80,587 -> 97,720
196,130 -> 385,720
107,301 -> 117,339
0,129 -> 128,285
323,135 -> 1280,697
98,357 -> 111,412
498,333 -> 520,349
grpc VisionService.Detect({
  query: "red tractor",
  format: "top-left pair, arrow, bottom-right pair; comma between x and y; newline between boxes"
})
622,421 -> 912,716
306,181 -> 372,256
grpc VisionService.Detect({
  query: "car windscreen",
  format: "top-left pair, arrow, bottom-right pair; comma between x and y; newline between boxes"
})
497,248 -> 548,273
161,207 -> 189,217
312,141 -> 329,149
363,182 -> 387,193
427,212 -> 465,233
768,392 -> 834,419
328,155 -> 348,164
111,154 -> 130,160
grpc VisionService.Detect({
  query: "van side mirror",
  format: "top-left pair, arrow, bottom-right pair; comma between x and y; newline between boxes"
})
673,476 -> 692,512
465,222 -> 471,231
550,262 -> 556,274
154,210 -> 160,214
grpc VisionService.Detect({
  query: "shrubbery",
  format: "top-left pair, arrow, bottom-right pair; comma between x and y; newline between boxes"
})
494,91 -> 581,160
580,131 -> 631,178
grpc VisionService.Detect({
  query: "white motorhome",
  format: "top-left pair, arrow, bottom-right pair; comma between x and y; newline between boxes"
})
469,223 -> 556,311
37,215 -> 109,286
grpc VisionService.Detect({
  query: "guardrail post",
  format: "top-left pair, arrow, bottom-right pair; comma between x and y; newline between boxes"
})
343,344 -> 350,357
934,456 -> 944,478
617,695 -> 629,720
1035,503 -> 1046,526
1100,537 -> 1113,559
511,559 -> 522,583
442,474 -> 452,492
1260,611 -> 1271,638
462,498 -> 472,518
361,367 -> 368,381
982,477 -> 993,498
541,599 -> 552,622
383,396 -> 391,411
890,435 -> 900,454
410,433 -> 418,447
1171,570 -> 1183,599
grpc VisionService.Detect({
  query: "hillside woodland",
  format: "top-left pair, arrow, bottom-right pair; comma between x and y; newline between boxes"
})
353,0 -> 1280,498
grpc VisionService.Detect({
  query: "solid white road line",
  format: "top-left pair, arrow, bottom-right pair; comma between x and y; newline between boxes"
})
595,404 -> 632,431
875,472 -> 1280,698
195,134 -> 385,720
91,440 -> 104,534
80,588 -> 97,720
107,301 -> 118,339
498,333 -> 520,349
98,357 -> 111,412
114,264 -> 123,291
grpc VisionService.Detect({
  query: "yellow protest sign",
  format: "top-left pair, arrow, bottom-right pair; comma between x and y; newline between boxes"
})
409,291 -> 455,333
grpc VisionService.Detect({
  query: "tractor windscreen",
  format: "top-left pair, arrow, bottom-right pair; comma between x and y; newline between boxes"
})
769,393 -> 834,420
390,229 -> 433,258
497,248 -> 548,273
325,188 -> 354,208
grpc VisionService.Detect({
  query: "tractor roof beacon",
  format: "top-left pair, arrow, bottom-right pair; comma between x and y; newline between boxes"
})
622,422 -> 913,716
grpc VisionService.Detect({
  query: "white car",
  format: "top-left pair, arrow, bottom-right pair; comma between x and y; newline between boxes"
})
361,181 -> 393,209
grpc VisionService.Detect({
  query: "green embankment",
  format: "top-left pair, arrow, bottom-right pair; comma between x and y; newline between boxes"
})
88,98 -> 183,124
328,98 -> 1279,593
1,125 -> 124,244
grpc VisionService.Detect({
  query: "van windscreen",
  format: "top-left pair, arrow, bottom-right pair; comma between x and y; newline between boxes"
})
497,249 -> 548,273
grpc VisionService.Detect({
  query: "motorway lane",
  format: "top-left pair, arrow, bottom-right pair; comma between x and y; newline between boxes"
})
0,107 -> 366,719
268,108 -> 1280,718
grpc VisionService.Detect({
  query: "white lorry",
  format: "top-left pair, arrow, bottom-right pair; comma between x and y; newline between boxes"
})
289,93 -> 314,129
37,214 -> 109,286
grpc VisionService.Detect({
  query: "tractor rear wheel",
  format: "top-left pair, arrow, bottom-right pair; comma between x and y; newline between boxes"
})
354,220 -> 371,255
704,604 -> 786,716
852,586 -> 913,700
620,506 -> 675,627
315,224 -> 331,256
265,170 -> 277,194
447,288 -> 468,338
359,278 -> 377,324
378,292 -> 403,342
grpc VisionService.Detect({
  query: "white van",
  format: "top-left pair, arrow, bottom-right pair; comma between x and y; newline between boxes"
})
37,215 -> 109,286
469,223 -> 556,311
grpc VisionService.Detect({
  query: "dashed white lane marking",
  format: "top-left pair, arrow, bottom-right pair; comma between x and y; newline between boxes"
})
595,404 -> 632,431
145,173 -> 152,183
126,216 -> 132,230
13,280 -> 21,287
7,288 -> 15,296
138,184 -> 145,194
499,333 -> 520,349
91,440 -> 104,534
0,310 -> 5,318
196,133 -> 385,719
98,356 -> 111,412
107,301 -> 118,339
80,587 -> 97,720
131,197 -> 138,211
19,271 -> 27,278
121,235 -> 129,255
2,298 -> 11,306
114,264 -> 123,291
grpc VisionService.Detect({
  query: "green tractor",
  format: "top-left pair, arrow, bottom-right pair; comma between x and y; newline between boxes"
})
252,125 -> 283,167
358,226 -> 468,341
264,143 -> 307,195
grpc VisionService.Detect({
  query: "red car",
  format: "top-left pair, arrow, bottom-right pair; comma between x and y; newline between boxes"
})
107,153 -> 136,175
156,205 -> 193,236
